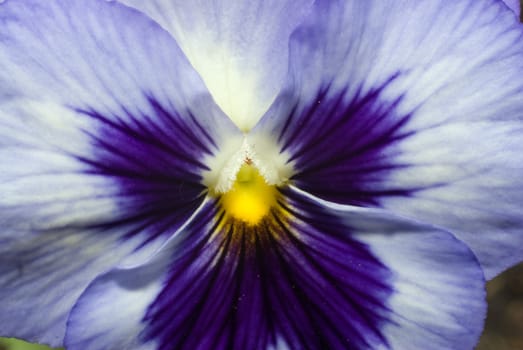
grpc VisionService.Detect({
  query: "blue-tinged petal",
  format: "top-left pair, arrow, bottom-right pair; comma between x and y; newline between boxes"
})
117,0 -> 315,130
255,0 -> 523,279
0,0 -> 239,345
502,0 -> 521,15
66,189 -> 485,350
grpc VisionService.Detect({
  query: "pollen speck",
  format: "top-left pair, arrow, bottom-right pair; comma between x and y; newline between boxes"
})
221,163 -> 277,225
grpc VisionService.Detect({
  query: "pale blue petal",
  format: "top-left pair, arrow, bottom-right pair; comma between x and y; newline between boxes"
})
117,0 -> 315,130
0,224 -> 167,347
65,189 -> 485,350
255,0 -> 523,279
502,0 -> 521,15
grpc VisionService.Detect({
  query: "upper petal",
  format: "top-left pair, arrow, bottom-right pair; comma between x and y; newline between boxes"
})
254,0 -> 523,279
0,0 -> 239,345
66,189 -> 485,350
117,0 -> 315,130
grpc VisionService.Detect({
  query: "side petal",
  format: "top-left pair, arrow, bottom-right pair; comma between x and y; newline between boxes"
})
117,0 -> 315,130
254,0 -> 523,279
0,0 -> 239,345
66,189 -> 485,350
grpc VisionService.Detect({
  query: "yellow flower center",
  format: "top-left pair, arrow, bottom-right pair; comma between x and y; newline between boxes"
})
221,163 -> 277,225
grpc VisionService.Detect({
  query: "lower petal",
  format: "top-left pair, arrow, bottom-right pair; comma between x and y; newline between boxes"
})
66,189 -> 485,350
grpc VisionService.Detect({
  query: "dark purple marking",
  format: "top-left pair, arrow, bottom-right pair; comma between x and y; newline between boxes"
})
141,191 -> 392,350
72,96 -> 216,246
278,75 -> 419,207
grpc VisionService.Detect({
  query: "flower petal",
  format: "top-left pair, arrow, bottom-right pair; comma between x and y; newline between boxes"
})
117,0 -> 315,130
255,0 -> 523,279
66,189 -> 485,350
0,0 -> 239,345
502,0 -> 521,15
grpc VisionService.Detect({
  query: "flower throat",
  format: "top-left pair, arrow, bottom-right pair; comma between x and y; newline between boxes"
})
220,163 -> 278,226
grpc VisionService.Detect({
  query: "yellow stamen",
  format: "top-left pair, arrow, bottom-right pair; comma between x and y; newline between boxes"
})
221,164 -> 277,225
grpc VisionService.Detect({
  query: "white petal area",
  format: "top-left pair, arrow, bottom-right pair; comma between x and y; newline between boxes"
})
202,134 -> 293,193
118,0 -> 314,130
257,0 -> 523,279
0,102 -> 118,235
381,122 -> 523,280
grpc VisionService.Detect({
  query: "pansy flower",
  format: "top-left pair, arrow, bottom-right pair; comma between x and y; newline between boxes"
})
1,0 -> 523,349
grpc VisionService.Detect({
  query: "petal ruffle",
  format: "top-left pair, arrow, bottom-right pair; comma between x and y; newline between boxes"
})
117,0 -> 315,130
0,0 -> 239,345
255,0 -> 523,279
66,189 -> 485,350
